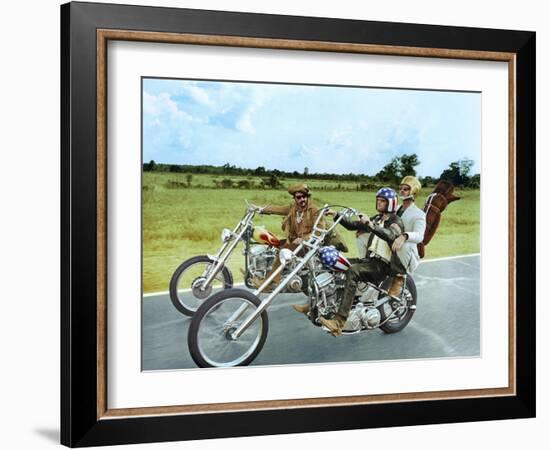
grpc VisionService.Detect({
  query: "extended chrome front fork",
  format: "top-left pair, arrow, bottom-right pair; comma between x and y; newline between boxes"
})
228,209 -> 350,340
200,215 -> 252,290
230,241 -> 321,340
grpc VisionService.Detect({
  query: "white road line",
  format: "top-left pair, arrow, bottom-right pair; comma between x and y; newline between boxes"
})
419,253 -> 480,264
143,292 -> 170,298
143,253 -> 480,299
450,259 -> 480,269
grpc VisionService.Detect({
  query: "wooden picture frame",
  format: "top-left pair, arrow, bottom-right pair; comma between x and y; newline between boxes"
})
61,1 -> 535,447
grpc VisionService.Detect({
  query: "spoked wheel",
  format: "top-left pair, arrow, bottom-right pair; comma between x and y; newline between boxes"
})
377,276 -> 417,333
169,255 -> 233,316
188,289 -> 268,368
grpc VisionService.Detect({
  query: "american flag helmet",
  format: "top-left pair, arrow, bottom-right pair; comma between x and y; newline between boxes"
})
318,246 -> 351,272
376,187 -> 399,213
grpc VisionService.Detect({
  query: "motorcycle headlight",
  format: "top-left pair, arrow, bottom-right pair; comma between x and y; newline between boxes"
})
279,248 -> 294,265
221,228 -> 232,243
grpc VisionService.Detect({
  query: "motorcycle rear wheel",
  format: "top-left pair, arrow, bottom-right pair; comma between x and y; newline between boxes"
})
377,276 -> 417,333
188,289 -> 268,368
169,255 -> 233,316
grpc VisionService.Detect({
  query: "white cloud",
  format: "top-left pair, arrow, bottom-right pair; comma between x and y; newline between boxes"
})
236,110 -> 255,133
143,92 -> 161,117
144,91 -> 205,125
234,85 -> 275,134
183,84 -> 213,106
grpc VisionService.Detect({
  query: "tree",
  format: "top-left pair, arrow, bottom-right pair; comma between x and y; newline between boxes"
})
375,153 -> 420,185
222,163 -> 237,174
254,166 -> 266,176
468,173 -> 480,189
144,160 -> 156,172
376,157 -> 401,184
420,175 -> 437,187
400,154 -> 420,177
440,158 -> 475,186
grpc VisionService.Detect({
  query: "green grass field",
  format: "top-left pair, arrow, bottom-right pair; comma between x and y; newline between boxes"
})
143,172 -> 480,293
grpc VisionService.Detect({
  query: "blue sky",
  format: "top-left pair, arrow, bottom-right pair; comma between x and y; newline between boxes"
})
143,78 -> 481,177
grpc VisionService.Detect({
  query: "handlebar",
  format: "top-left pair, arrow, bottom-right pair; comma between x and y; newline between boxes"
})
309,204 -> 364,238
318,204 -> 362,220
242,200 -> 366,235
244,199 -> 265,214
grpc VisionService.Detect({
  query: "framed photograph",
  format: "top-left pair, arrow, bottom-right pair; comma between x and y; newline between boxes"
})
61,1 -> 535,447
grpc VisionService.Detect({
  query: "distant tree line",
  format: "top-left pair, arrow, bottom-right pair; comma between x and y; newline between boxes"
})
143,153 -> 480,188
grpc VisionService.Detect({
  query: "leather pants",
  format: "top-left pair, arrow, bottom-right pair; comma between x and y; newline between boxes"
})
338,258 -> 390,318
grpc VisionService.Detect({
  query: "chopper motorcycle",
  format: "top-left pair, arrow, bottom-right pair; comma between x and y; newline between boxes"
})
187,205 -> 418,368
169,201 -> 309,316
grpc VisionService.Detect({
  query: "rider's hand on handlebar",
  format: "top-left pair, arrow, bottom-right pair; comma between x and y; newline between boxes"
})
359,214 -> 373,227
292,237 -> 304,245
250,203 -> 265,213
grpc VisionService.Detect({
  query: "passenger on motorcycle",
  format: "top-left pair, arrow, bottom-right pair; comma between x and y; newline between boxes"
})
320,187 -> 407,336
391,176 -> 427,293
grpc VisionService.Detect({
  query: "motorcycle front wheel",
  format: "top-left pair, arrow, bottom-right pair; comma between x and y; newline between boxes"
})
188,289 -> 268,368
169,255 -> 234,316
377,276 -> 417,333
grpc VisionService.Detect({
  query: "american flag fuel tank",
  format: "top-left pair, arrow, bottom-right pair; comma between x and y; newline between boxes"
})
318,246 -> 351,272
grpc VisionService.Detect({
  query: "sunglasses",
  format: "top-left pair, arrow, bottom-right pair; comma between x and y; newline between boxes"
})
294,194 -> 307,200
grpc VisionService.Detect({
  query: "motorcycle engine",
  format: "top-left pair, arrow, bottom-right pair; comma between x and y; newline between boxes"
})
286,275 -> 303,293
247,245 -> 276,279
345,303 -> 381,331
312,272 -> 339,316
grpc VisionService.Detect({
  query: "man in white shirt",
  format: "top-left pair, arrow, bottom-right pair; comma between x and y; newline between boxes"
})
388,176 -> 427,295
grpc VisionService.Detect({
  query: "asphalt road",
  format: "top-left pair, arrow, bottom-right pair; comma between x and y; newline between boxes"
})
142,254 -> 480,370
